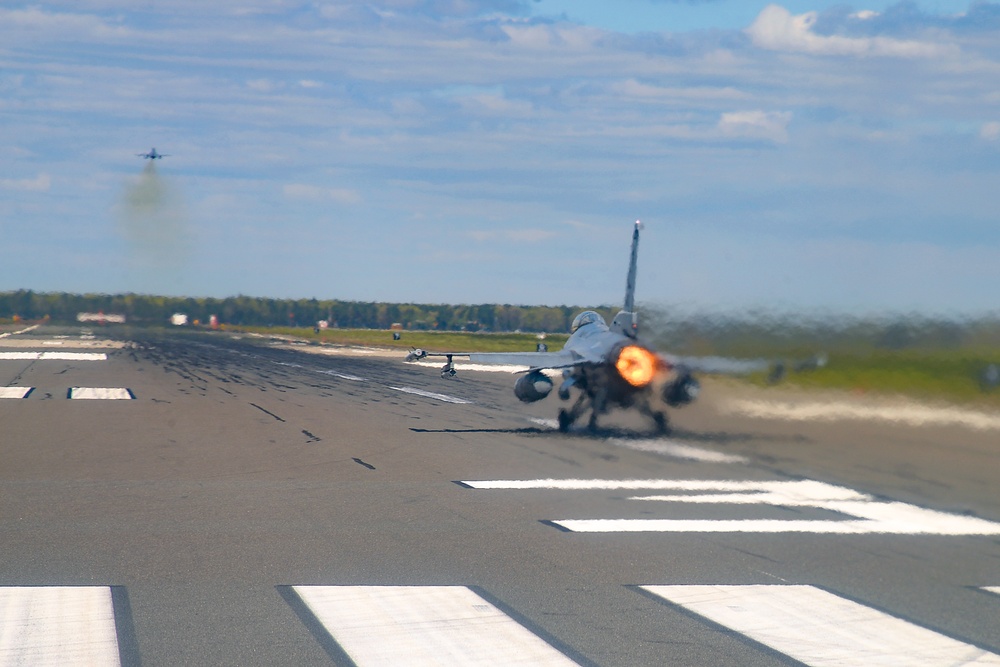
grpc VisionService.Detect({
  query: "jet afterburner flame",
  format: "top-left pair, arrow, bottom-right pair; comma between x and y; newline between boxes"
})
615,345 -> 658,387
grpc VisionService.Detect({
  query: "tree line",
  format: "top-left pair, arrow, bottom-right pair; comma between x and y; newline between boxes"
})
0,290 -> 614,333
4,289 -> 998,351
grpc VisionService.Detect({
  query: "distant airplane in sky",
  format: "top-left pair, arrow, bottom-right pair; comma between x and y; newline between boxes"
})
136,148 -> 168,159
406,221 -> 772,433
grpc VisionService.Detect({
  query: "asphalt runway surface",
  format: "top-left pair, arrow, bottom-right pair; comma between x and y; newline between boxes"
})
2,325 -> 999,666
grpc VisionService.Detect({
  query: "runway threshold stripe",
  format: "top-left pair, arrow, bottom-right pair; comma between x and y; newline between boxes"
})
0,586 -> 121,666
0,386 -> 32,399
290,585 -> 578,666
0,352 -> 38,360
0,352 -> 107,361
41,352 -> 108,361
69,387 -> 134,400
642,585 -> 1000,666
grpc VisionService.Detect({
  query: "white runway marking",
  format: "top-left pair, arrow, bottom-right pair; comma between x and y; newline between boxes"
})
724,398 -> 1000,431
317,370 -> 366,381
521,421 -> 747,463
69,388 -> 134,400
462,479 -> 863,492
0,324 -> 40,338
462,478 -> 1000,535
608,438 -> 748,464
0,352 -> 39,360
274,361 -> 367,382
643,585 -> 1000,666
390,386 -> 471,404
292,586 -> 578,666
0,352 -> 107,361
43,352 -> 107,360
0,586 -> 121,666
0,387 -> 32,399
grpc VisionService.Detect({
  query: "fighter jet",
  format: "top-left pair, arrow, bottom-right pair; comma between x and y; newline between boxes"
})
136,148 -> 168,160
405,221 -> 771,433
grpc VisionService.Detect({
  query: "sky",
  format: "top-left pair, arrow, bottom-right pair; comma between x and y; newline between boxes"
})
2,0 -> 999,317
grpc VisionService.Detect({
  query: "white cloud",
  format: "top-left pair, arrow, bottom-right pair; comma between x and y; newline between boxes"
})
561,219 -> 599,231
499,21 -> 602,51
456,92 -> 533,116
0,173 -> 50,192
612,79 -> 746,103
851,10 -> 879,21
718,110 -> 792,143
507,229 -> 556,242
981,121 -> 1000,141
246,78 -> 282,93
0,6 -> 128,39
467,229 -> 555,242
283,184 -> 361,204
391,97 -> 425,115
745,4 -> 954,58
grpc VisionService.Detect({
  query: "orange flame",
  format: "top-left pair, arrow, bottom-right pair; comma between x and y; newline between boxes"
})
615,345 -> 658,387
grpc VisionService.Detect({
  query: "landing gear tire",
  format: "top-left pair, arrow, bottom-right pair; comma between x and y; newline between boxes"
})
587,413 -> 599,432
652,411 -> 669,434
558,409 -> 573,433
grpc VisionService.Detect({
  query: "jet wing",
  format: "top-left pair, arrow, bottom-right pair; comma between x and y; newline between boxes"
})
660,353 -> 771,375
406,349 -> 585,372
467,350 -> 583,371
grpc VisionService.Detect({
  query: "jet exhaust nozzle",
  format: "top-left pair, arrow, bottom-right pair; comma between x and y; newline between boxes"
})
663,371 -> 700,407
514,370 -> 553,403
615,344 -> 658,387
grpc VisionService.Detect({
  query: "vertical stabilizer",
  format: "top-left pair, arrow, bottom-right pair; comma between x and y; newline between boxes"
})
611,221 -> 641,338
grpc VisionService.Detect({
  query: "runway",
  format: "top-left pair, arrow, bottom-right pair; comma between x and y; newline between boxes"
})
2,324 -> 998,665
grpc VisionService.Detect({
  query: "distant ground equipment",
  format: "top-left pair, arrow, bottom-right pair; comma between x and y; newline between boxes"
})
77,312 -> 126,324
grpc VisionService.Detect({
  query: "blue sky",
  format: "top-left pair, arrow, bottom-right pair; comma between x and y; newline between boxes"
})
2,1 -> 999,316
532,0 -> 979,32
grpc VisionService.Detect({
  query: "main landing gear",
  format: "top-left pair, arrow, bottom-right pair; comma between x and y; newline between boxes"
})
556,391 -> 669,434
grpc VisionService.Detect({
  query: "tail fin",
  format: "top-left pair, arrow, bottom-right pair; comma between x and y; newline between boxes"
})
611,221 -> 641,338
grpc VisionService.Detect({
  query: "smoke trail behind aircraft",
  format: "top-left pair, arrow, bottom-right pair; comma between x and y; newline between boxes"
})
116,160 -> 191,279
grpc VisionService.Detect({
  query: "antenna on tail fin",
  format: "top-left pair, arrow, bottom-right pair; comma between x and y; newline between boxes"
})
611,220 -> 642,338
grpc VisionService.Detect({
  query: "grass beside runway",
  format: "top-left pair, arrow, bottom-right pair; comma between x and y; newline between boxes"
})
746,348 -> 1000,410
